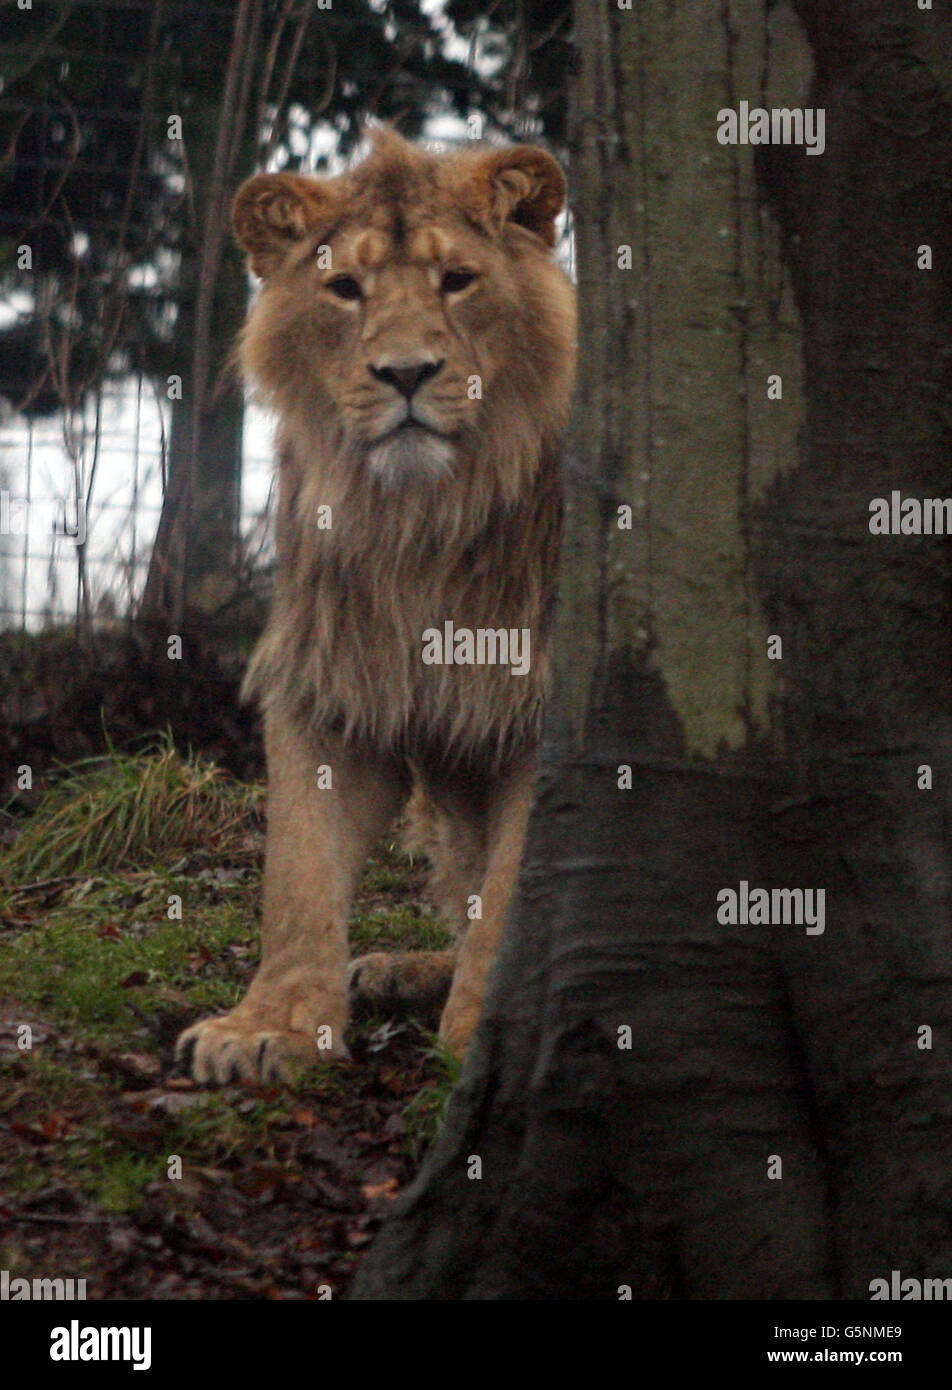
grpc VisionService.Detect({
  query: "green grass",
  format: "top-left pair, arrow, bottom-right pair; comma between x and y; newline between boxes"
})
0,738 -> 269,1046
91,1152 -> 158,1214
0,883 -> 254,1042
0,1054 -> 156,1210
401,1035 -> 463,1165
360,853 -> 425,894
1,732 -> 262,887
1,868 -> 450,1047
350,904 -> 452,954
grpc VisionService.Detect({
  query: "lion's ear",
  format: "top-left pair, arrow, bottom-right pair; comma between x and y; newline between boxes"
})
463,146 -> 566,248
233,172 -> 337,278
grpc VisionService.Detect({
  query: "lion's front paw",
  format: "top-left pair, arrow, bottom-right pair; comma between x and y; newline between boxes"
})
175,1013 -> 348,1085
349,948 -> 457,1022
348,951 -> 401,1001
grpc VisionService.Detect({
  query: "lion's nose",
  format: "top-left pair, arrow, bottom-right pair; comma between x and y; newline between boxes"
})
369,359 -> 444,400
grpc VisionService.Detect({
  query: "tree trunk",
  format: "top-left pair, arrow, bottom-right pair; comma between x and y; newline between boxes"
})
140,219 -> 246,637
352,0 -> 952,1299
140,0 -> 263,640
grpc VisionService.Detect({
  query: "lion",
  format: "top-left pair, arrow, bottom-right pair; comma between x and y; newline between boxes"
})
175,129 -> 576,1084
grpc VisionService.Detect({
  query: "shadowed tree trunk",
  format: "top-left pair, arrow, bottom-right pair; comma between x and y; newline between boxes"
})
352,0 -> 952,1299
140,197 -> 247,636
140,0 -> 262,640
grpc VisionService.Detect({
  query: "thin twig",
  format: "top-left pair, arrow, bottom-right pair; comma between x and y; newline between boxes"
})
2,2 -> 78,91
4,1212 -> 103,1226
5,873 -> 90,897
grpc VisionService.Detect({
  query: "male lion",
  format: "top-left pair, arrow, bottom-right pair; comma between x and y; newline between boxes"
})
176,129 -> 576,1084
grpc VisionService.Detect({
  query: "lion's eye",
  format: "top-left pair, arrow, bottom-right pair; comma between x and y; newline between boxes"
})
441,269 -> 479,294
326,275 -> 363,301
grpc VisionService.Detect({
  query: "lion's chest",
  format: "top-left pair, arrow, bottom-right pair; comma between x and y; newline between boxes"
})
305,563 -> 545,761
248,458 -> 560,766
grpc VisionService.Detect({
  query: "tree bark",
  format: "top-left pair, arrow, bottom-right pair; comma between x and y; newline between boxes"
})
352,0 -> 952,1300
140,0 -> 262,639
139,221 -> 247,637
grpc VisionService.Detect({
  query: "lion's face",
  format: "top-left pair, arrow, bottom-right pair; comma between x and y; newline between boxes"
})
234,132 -> 576,489
296,216 -> 522,481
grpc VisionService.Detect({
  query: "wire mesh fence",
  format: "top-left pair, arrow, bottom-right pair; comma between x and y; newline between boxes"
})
0,372 -> 276,633
0,1 -> 285,638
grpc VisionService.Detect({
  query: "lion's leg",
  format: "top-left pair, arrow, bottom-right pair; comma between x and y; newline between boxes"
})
404,780 -> 488,927
176,710 -> 407,1084
438,761 -> 534,1057
348,779 -> 487,1023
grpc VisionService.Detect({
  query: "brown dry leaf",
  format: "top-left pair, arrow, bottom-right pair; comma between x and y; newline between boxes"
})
361,1177 -> 400,1201
122,1088 -> 206,1115
346,1229 -> 374,1248
163,1075 -> 196,1091
112,1052 -> 162,1084
11,1113 -> 74,1143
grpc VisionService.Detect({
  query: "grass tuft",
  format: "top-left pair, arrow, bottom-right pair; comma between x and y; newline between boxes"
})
1,733 -> 262,887
402,1033 -> 462,1166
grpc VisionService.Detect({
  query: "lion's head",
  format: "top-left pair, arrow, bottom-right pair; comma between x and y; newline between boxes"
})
233,129 -> 575,496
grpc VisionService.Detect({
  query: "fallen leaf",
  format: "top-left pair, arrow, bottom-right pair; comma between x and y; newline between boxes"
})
11,1113 -> 74,1143
112,1052 -> 162,1084
361,1177 -> 399,1201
